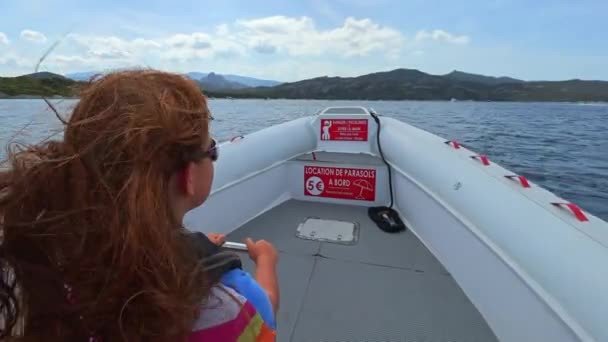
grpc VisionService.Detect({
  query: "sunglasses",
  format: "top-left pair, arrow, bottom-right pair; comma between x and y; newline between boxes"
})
202,138 -> 219,162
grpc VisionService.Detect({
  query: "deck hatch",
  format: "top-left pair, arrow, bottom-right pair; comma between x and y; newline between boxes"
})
296,217 -> 359,244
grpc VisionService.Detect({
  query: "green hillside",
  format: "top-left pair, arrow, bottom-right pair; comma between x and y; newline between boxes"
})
2,69 -> 608,102
0,72 -> 79,97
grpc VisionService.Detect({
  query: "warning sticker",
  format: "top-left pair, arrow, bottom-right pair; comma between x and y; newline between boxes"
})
320,119 -> 368,141
304,166 -> 376,201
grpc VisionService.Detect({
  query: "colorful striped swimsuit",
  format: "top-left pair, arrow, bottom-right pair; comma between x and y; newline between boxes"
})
189,270 -> 276,341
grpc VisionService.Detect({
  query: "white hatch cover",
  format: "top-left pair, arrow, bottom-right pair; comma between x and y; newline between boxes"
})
296,218 -> 359,244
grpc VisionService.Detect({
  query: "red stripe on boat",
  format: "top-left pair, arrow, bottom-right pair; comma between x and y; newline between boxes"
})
444,140 -> 461,149
551,202 -> 589,222
471,155 -> 490,166
505,175 -> 531,188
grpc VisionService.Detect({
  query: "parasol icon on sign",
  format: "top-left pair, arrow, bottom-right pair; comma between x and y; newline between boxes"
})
353,179 -> 373,199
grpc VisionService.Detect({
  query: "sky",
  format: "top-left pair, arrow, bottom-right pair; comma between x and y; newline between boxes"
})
1,0 -> 607,81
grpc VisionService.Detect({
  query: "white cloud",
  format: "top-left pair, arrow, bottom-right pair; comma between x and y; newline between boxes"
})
20,29 -> 47,43
165,33 -> 212,49
235,16 -> 403,58
0,32 -> 9,45
50,55 -> 92,66
70,34 -> 161,53
67,34 -> 162,64
65,31 -> 244,65
238,16 -> 312,34
160,32 -> 244,62
42,18 -> 470,72
17,17 -> 472,80
415,29 -> 470,45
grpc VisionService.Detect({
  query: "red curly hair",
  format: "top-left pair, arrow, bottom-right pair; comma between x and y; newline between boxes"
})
0,70 -> 214,341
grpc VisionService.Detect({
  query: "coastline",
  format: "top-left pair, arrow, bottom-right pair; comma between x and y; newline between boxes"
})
3,68 -> 608,102
0,96 -> 606,104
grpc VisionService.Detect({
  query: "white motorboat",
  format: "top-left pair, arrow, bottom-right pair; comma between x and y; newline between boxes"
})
185,106 -> 608,342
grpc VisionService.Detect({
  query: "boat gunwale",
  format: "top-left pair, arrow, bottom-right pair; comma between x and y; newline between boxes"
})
387,159 -> 592,342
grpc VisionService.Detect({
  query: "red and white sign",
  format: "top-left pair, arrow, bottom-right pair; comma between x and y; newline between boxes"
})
320,119 -> 368,141
304,166 -> 376,201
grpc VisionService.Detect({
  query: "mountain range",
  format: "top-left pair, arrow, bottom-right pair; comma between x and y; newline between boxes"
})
65,71 -> 281,88
3,68 -> 608,102
208,68 -> 608,102
195,72 -> 248,91
185,72 -> 280,88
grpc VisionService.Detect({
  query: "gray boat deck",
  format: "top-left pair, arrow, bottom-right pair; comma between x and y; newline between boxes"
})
227,200 -> 497,342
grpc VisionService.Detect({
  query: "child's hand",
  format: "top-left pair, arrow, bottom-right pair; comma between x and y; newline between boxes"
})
245,238 -> 278,265
245,238 -> 280,314
207,233 -> 226,246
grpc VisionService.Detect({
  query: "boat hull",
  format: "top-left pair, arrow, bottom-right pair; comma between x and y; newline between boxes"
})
186,106 -> 608,341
